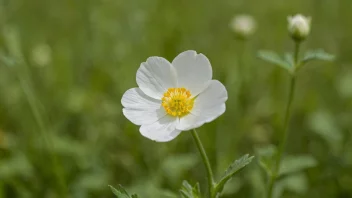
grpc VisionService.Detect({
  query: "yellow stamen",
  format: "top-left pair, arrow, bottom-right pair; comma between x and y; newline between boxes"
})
162,87 -> 194,117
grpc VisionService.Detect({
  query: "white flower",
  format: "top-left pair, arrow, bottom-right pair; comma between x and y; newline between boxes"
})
287,14 -> 311,41
229,15 -> 256,39
121,50 -> 228,142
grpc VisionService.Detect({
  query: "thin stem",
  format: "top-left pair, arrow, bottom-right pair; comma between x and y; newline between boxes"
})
294,42 -> 300,65
267,42 -> 300,198
191,129 -> 215,198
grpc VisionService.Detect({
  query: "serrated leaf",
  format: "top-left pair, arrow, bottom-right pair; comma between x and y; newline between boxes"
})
302,49 -> 335,64
109,185 -> 129,198
179,180 -> 201,198
258,50 -> 293,72
278,155 -> 318,176
224,154 -> 254,176
215,154 -> 254,194
109,185 -> 139,198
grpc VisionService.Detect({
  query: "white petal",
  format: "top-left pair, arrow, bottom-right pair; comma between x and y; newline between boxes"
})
122,88 -> 165,125
140,116 -> 182,142
177,104 -> 226,131
123,108 -> 165,126
177,80 -> 227,130
136,57 -> 177,99
172,50 -> 212,96
122,88 -> 161,109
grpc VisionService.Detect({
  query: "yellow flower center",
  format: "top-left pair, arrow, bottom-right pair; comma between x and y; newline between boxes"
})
162,88 -> 194,117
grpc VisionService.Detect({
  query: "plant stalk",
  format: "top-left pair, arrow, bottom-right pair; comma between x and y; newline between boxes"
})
191,129 -> 216,198
267,42 -> 300,198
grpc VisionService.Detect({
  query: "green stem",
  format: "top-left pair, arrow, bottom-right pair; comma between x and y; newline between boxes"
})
293,42 -> 300,65
267,42 -> 300,198
191,129 -> 216,198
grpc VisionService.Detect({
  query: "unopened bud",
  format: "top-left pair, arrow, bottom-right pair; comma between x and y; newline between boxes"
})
230,15 -> 256,40
287,14 -> 311,42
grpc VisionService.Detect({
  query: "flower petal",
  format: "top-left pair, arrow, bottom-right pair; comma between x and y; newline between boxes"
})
140,115 -> 182,142
172,50 -> 212,96
122,88 -> 165,125
123,108 -> 166,126
177,80 -> 227,130
136,57 -> 177,99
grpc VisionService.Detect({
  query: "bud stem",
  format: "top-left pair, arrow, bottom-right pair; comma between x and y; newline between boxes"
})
294,42 -> 300,66
266,42 -> 300,198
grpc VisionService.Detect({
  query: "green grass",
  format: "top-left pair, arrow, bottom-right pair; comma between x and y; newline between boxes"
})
0,0 -> 351,197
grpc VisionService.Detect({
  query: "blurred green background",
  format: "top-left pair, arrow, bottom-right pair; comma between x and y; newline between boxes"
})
0,0 -> 351,197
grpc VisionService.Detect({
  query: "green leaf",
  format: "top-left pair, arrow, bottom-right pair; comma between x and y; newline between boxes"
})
180,181 -> 201,198
215,154 -> 254,194
109,185 -> 139,198
223,154 -> 255,176
278,155 -> 318,177
302,49 -> 335,64
258,50 -> 293,73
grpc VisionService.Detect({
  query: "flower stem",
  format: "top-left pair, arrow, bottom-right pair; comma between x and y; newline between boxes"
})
191,129 -> 216,198
267,42 -> 300,198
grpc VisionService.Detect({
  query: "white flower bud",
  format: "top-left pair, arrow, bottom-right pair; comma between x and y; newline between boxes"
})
229,15 -> 256,40
287,14 -> 311,42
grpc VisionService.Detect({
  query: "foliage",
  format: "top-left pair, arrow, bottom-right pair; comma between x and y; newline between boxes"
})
110,185 -> 140,198
180,181 -> 201,198
0,0 -> 351,198
215,154 -> 254,194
